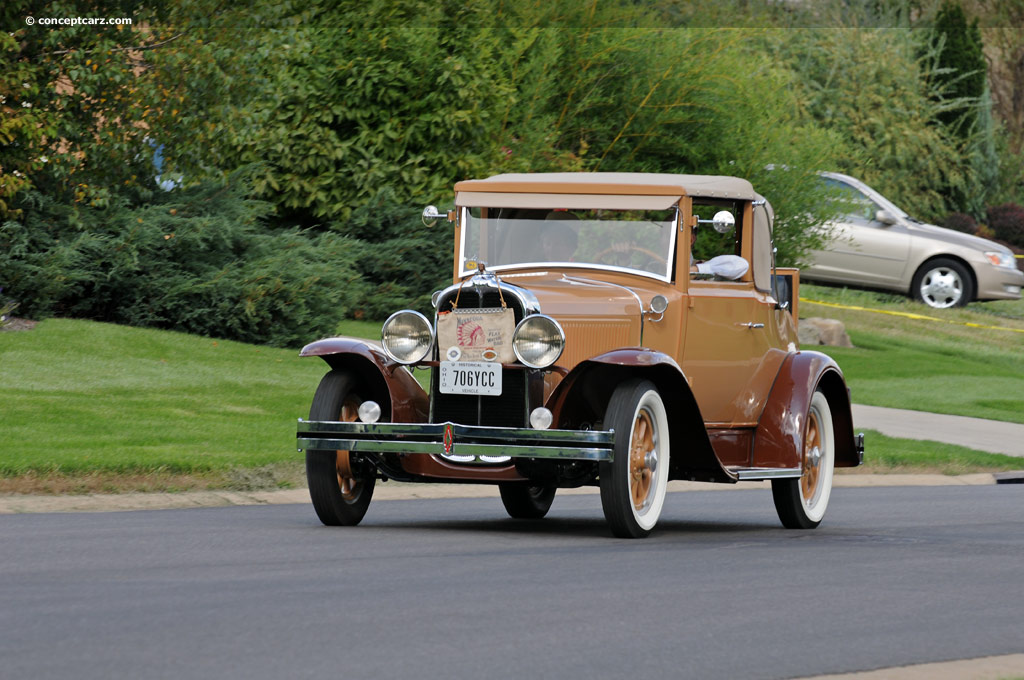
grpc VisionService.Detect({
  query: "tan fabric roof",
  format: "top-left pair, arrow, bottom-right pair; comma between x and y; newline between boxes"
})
455,191 -> 681,211
454,172 -> 759,201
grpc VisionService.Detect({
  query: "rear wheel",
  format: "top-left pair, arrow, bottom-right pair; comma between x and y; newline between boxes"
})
772,390 -> 835,529
599,379 -> 670,538
912,258 -> 973,308
305,370 -> 376,526
499,484 -> 556,519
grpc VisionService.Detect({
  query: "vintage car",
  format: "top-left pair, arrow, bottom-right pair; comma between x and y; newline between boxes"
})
296,173 -> 864,538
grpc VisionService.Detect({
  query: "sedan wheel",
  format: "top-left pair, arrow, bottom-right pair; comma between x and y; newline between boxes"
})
912,258 -> 973,309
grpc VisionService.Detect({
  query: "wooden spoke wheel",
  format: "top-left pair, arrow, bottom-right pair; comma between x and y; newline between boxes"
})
772,390 -> 835,529
305,370 -> 376,526
600,379 -> 670,538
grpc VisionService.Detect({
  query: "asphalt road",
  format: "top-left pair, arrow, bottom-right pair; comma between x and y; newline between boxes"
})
2,486 -> 1022,680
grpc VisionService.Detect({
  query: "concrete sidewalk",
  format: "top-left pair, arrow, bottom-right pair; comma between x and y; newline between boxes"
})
852,404 -> 1024,457
0,473 -> 999,515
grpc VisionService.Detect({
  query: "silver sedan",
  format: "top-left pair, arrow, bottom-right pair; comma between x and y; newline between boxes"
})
802,172 -> 1023,308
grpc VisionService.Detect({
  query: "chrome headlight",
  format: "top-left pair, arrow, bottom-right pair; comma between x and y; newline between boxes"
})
513,315 -> 565,369
985,251 -> 1016,269
381,310 -> 433,364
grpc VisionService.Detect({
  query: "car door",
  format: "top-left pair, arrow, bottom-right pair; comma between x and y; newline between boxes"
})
805,178 -> 911,287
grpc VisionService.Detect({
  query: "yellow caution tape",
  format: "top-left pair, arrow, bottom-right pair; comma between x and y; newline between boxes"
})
801,298 -> 1024,334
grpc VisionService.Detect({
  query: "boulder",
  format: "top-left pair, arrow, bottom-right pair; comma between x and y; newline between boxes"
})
798,317 -> 853,348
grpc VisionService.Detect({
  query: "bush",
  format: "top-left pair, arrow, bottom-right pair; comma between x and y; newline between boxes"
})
986,203 -> 1024,248
331,187 -> 453,320
941,212 -> 978,234
0,175 -> 364,347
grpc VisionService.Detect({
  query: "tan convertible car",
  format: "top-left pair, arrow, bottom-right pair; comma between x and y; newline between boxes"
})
803,172 -> 1023,309
296,172 -> 863,538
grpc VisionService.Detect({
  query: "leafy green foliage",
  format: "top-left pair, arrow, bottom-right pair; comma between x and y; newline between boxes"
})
4,0 -> 1022,336
331,187 -> 453,319
768,28 -> 972,223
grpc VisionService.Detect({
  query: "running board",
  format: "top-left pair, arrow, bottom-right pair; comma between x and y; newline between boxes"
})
728,467 -> 802,481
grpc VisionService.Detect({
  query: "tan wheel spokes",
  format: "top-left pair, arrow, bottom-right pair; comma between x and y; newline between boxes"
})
336,397 -> 362,501
629,409 -> 656,510
801,409 -> 822,502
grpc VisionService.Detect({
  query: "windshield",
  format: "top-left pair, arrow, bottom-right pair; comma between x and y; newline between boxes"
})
460,206 -> 678,280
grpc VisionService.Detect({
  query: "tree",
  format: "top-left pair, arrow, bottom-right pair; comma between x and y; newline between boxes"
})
930,0 -> 987,139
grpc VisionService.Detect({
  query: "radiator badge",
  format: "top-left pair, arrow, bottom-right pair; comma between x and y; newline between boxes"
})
443,423 -> 454,454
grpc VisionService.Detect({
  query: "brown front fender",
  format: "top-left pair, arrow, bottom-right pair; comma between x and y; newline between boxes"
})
545,348 -> 735,484
753,350 -> 859,469
299,338 -> 428,423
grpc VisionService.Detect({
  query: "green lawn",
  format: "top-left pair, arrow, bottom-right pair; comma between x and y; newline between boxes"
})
1,298 -> 1020,494
0,319 -> 328,485
800,283 -> 1024,425
852,429 -> 1024,475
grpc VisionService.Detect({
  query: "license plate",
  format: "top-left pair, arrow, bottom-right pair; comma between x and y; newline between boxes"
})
439,361 -> 502,396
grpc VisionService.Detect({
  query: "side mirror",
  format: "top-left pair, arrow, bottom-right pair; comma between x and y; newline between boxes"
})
422,205 -> 454,227
875,209 -> 897,226
712,210 -> 736,233
697,210 -> 736,234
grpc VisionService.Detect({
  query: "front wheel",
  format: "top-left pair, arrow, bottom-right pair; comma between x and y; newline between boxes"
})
599,379 -> 671,538
305,370 -> 376,526
772,390 -> 835,529
499,484 -> 556,519
912,258 -> 973,308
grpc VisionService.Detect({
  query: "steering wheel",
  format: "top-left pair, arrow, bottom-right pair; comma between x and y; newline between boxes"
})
594,244 -> 668,269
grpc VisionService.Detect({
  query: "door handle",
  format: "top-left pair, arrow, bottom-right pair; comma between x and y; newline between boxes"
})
741,322 -> 764,329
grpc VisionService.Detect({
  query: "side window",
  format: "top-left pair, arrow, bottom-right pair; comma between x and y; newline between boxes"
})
691,202 -> 740,263
823,177 -> 882,226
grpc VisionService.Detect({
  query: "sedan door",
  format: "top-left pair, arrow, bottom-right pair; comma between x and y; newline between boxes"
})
804,178 -> 911,287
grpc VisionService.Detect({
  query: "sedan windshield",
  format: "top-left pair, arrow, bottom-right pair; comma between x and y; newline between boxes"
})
461,207 -> 678,280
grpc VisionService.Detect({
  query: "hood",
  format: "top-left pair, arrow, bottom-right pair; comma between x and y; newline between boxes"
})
513,273 -> 644,317
504,272 -> 645,369
906,220 -> 1011,255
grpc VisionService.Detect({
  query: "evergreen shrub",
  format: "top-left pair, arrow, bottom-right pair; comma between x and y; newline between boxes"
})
986,203 -> 1024,248
332,187 -> 453,320
0,176 -> 363,347
941,213 -> 977,234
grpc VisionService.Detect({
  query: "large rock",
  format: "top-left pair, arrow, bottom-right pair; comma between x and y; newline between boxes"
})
798,317 -> 853,347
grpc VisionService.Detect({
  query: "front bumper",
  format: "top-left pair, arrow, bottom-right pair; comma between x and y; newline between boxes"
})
297,420 -> 615,462
975,264 -> 1024,301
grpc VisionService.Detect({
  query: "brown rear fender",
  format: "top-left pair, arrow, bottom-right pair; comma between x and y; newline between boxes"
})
299,338 -> 428,423
753,351 -> 859,469
546,348 -> 735,484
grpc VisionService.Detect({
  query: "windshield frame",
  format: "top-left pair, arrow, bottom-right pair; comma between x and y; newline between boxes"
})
457,205 -> 680,283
